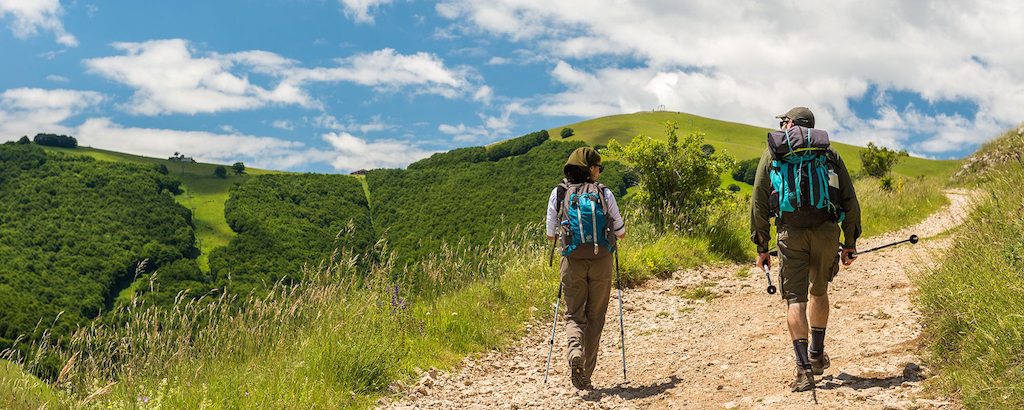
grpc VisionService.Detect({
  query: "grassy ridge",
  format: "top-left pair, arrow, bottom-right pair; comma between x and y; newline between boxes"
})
549,111 -> 962,189
918,126 -> 1024,409
40,146 -> 285,271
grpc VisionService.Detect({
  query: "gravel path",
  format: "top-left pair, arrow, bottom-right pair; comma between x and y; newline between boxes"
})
380,189 -> 976,410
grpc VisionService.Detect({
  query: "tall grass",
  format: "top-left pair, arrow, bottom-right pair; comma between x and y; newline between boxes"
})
1,198 -> 752,410
854,175 -> 951,237
917,160 -> 1024,409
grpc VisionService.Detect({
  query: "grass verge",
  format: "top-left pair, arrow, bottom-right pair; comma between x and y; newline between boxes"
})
917,151 -> 1024,408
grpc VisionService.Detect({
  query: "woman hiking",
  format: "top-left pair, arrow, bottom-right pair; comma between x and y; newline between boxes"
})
545,146 -> 626,390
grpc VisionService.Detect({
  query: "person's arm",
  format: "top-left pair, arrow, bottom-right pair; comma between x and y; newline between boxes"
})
834,151 -> 861,265
750,149 -> 773,253
603,188 -> 626,238
546,187 -> 558,241
835,152 -> 861,250
751,149 -> 773,269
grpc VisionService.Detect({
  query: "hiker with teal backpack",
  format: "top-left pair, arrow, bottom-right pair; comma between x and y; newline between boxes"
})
750,107 -> 862,393
545,147 -> 626,390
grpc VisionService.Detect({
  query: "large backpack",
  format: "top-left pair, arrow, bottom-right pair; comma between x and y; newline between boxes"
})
555,179 -> 617,258
767,126 -> 845,228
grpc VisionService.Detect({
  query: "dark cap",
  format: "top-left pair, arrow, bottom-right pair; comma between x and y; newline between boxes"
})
563,147 -> 601,179
776,107 -> 815,128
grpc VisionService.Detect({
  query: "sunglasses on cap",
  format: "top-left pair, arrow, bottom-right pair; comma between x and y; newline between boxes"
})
779,118 -> 791,129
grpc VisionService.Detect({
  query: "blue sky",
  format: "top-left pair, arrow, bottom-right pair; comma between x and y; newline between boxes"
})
2,0 -> 1023,173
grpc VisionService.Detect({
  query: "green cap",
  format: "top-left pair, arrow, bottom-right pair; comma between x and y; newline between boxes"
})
776,107 -> 815,128
564,146 -> 601,175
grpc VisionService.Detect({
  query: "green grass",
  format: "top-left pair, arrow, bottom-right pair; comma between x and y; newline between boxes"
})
39,145 -> 287,271
679,282 -> 718,301
0,359 -> 59,409
854,174 -> 952,238
917,132 -> 1024,409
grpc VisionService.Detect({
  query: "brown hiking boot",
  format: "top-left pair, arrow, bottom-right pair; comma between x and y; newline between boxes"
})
569,355 -> 588,390
790,366 -> 815,392
810,352 -> 830,376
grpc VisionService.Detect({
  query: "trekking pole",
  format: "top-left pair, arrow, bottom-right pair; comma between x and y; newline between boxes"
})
850,234 -> 919,257
543,282 -> 562,384
544,233 -> 561,383
762,263 -> 777,295
616,251 -> 627,382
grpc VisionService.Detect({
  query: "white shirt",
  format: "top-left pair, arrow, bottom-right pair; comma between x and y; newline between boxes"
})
545,185 -> 625,238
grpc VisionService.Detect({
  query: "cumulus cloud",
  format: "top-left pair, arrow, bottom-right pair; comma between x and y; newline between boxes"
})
0,0 -> 77,46
321,131 -> 435,171
84,41 -> 485,116
0,88 -> 103,140
437,0 -> 1024,156
288,48 -> 476,99
84,39 -> 312,116
312,113 -> 398,134
339,0 -> 396,24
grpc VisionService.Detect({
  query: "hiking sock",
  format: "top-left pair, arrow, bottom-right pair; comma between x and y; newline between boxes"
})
793,339 -> 811,370
809,327 -> 826,358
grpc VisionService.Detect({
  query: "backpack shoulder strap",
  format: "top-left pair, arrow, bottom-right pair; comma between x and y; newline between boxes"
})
555,179 -> 569,214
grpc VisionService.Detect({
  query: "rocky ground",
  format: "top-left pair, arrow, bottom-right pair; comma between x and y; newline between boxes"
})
380,190 -> 975,410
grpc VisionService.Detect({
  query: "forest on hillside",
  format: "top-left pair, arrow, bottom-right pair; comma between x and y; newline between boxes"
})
0,143 -> 194,355
369,138 -> 628,266
206,174 -> 375,297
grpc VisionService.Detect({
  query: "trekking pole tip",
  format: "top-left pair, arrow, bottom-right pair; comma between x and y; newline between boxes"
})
909,234 -> 919,244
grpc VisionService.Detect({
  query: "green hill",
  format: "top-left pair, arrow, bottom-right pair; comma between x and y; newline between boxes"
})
547,110 -> 962,181
38,146 -> 286,271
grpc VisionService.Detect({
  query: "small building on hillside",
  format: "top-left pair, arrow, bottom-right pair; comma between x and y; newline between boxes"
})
350,169 -> 368,175
169,153 -> 196,163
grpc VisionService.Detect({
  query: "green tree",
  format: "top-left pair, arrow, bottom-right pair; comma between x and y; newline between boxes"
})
859,142 -> 908,178
155,163 -> 168,175
17,136 -> 30,144
728,184 -> 740,193
560,127 -> 574,139
214,166 -> 227,178
232,162 -> 246,175
607,121 -> 734,224
700,143 -> 715,156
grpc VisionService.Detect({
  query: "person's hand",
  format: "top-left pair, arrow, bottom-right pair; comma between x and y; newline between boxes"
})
841,248 -> 857,266
756,252 -> 771,271
547,235 -> 556,241
617,232 -> 626,240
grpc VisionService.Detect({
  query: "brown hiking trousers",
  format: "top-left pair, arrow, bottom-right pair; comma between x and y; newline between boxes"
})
560,250 -> 614,379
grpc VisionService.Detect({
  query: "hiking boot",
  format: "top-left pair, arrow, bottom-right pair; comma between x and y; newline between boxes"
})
569,355 -> 588,390
810,351 -> 830,376
790,366 -> 815,392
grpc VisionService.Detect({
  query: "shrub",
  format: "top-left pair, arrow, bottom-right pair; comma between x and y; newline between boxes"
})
560,127 -> 574,139
727,184 -> 740,192
214,166 -> 227,178
232,162 -> 246,175
17,136 -> 30,145
700,143 -> 715,156
731,157 -> 760,185
607,121 -> 734,226
32,133 -> 77,148
860,142 -> 908,178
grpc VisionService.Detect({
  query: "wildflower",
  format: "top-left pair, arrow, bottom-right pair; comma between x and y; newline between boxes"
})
451,312 -> 458,316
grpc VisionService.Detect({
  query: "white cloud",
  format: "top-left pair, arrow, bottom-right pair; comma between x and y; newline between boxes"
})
46,75 -> 69,83
321,131 -> 435,171
438,123 -> 490,143
75,118 -> 308,169
85,41 -> 487,116
288,48 -> 476,99
339,0 -> 396,24
438,0 -> 1024,155
0,0 -> 77,46
0,88 -> 103,140
312,113 -> 398,134
271,120 -> 296,131
84,39 -> 314,116
473,85 -> 493,104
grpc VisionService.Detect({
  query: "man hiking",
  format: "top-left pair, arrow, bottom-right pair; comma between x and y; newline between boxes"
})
750,107 -> 862,392
546,147 -> 626,390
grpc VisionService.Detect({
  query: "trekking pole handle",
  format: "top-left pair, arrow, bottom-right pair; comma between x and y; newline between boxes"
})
762,263 -> 777,295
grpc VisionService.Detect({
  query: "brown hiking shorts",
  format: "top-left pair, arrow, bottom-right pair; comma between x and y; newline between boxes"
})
777,222 -> 841,304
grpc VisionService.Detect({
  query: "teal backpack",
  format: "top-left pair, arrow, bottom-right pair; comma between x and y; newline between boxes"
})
555,180 -> 616,257
767,126 -> 844,228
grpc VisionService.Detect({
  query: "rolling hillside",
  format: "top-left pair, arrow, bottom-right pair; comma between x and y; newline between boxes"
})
547,110 -> 962,180
38,146 -> 286,271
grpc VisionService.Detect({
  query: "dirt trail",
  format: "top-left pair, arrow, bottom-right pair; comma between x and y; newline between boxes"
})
381,190 -> 976,410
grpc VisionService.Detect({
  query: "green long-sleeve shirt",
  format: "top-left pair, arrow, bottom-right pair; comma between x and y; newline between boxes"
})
749,147 -> 861,253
